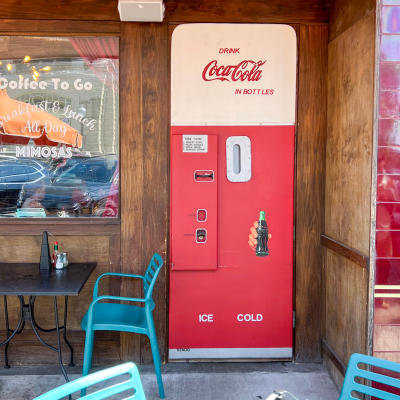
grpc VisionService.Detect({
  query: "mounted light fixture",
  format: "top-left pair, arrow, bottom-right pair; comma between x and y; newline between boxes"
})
118,0 -> 165,22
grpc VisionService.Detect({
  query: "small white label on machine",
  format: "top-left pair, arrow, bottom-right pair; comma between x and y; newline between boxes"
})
182,135 -> 208,153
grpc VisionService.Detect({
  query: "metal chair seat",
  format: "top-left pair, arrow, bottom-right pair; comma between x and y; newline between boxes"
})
82,302 -> 148,334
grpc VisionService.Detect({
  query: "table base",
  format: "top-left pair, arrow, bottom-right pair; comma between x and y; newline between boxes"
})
1,295 -> 74,381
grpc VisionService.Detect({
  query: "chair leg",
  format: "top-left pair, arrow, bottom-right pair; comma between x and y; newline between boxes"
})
82,329 -> 94,376
148,326 -> 165,398
81,329 -> 95,397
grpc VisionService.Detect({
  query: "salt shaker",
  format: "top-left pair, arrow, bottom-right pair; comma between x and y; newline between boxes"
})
55,253 -> 64,269
62,252 -> 69,268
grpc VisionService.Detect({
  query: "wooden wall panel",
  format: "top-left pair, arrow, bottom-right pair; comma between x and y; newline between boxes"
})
295,24 -> 328,362
325,13 -> 375,256
329,0 -> 376,42
323,6 -> 376,383
1,331 -> 120,367
323,250 -> 369,380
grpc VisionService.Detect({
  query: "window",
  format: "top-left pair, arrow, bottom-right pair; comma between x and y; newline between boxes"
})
0,36 -> 119,218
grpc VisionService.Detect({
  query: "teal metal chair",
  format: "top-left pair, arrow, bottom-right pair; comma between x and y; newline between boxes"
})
339,353 -> 400,399
81,253 -> 165,398
33,362 -> 146,400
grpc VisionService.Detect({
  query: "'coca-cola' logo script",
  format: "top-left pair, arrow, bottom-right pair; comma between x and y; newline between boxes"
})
202,59 -> 266,82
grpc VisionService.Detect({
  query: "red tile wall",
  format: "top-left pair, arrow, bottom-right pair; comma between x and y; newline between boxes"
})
374,1 -> 400,359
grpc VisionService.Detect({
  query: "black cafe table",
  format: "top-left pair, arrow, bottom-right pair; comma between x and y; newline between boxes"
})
0,262 -> 96,381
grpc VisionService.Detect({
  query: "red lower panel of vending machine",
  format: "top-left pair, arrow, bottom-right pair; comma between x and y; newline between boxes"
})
169,125 -> 294,359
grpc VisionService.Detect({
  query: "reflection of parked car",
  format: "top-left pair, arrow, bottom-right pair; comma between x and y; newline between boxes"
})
0,158 -> 47,185
24,155 -> 119,217
0,155 -> 119,217
0,158 -> 48,215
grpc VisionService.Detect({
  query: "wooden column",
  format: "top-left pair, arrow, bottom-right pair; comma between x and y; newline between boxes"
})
139,22 -> 169,363
295,24 -> 328,362
120,23 -> 143,362
120,22 -> 169,363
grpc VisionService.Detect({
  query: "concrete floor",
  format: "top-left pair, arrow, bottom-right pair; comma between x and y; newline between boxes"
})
0,362 -> 339,400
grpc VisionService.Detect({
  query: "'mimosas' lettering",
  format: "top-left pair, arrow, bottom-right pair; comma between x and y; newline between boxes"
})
202,60 -> 266,82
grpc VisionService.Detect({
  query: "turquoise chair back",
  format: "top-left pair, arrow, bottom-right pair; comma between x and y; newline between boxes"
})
33,362 -> 146,400
143,253 -> 163,304
339,353 -> 400,399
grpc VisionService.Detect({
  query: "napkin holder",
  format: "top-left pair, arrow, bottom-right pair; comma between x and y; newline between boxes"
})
39,231 -> 52,273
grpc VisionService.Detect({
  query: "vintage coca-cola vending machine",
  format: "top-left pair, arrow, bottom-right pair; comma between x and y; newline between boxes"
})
169,24 -> 296,359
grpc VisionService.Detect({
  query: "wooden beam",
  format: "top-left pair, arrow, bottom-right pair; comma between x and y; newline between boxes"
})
0,0 -> 119,21
0,20 -> 120,34
0,220 -> 119,236
329,0 -> 376,42
166,0 -> 329,23
295,23 -> 328,362
322,339 -> 347,376
321,234 -> 369,270
0,0 -> 329,23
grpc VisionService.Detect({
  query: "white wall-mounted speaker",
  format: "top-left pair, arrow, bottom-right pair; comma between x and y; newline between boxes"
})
118,0 -> 165,22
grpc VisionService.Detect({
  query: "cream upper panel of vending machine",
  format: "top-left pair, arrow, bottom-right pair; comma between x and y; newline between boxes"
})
171,24 -> 297,126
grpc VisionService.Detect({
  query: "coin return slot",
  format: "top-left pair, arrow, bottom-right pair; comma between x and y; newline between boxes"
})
226,136 -> 252,182
197,209 -> 207,222
233,144 -> 241,174
196,228 -> 207,243
194,170 -> 214,182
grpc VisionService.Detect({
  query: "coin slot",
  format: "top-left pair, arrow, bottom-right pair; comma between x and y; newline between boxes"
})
196,228 -> 207,243
194,170 -> 214,182
197,209 -> 207,222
